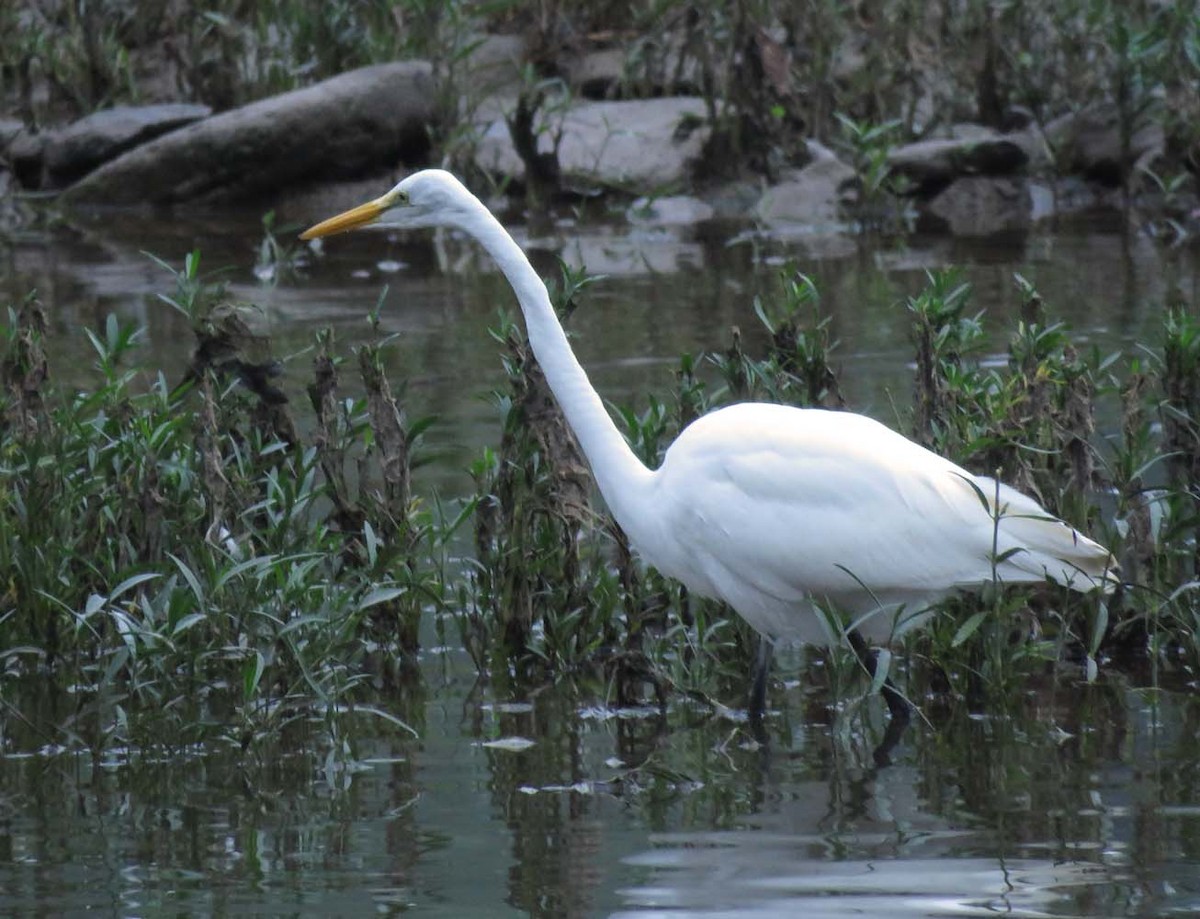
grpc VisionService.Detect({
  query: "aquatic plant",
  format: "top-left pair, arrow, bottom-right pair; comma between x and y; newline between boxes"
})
4,247 -> 1198,762
465,263 -> 627,678
460,260 -> 1199,719
0,255 -> 444,769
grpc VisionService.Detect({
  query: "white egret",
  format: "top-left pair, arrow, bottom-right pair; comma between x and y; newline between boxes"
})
300,169 -> 1116,720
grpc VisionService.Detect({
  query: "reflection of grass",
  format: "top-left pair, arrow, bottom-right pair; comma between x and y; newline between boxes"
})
2,253 -> 1198,765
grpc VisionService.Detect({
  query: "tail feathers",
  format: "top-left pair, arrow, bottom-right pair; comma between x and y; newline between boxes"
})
975,476 -> 1119,593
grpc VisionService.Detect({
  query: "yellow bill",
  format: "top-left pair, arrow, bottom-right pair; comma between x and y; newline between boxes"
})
299,195 -> 390,240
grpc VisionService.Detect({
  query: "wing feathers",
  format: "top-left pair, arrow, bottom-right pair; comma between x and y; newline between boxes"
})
647,405 -> 1116,631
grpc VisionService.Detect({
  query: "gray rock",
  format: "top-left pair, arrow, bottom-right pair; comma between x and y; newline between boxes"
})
706,178 -> 766,219
564,47 -> 627,98
473,96 -> 710,194
1007,124 -> 1054,172
1,119 -> 46,188
755,141 -> 856,227
65,62 -> 433,205
888,132 -> 1028,194
0,118 -> 28,156
460,33 -> 527,94
1028,181 -> 1057,222
1043,105 -> 1165,184
1027,177 -> 1124,223
42,104 -> 211,189
946,123 -> 1003,142
278,172 -> 404,229
921,176 -> 1031,236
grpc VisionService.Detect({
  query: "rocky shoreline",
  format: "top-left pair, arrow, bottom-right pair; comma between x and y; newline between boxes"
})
2,31 -> 1195,240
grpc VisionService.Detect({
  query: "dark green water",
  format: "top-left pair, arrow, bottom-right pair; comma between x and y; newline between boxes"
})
2,204 -> 1199,916
4,657 -> 1200,916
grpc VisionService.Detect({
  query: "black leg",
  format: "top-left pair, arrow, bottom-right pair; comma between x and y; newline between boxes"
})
846,630 -> 912,724
846,629 -> 912,767
870,712 -> 909,769
749,635 -> 774,721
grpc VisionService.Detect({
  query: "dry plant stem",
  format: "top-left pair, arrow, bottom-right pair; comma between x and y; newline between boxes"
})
308,339 -> 363,534
359,346 -> 411,525
198,372 -> 229,528
1,300 -> 49,437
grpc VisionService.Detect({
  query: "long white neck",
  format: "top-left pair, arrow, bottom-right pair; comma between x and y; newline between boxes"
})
460,199 -> 655,532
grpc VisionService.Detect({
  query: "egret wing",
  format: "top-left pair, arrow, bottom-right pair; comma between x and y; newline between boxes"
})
649,407 -> 974,602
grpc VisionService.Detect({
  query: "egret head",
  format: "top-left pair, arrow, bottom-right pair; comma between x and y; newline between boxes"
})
299,169 -> 471,240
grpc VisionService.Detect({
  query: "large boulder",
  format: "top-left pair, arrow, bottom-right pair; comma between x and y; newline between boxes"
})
1043,104 -> 1165,185
1027,176 -> 1125,224
888,130 -> 1028,195
563,48 -> 627,98
65,62 -> 433,205
460,33 -> 527,94
42,104 -> 211,189
1,119 -> 46,188
472,96 -> 710,194
920,176 -> 1031,236
755,141 -> 856,228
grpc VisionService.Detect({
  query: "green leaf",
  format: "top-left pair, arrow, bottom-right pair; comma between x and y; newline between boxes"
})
214,555 -> 278,593
358,587 -> 405,611
364,521 -> 379,566
1089,601 -> 1109,656
952,610 -> 989,648
171,612 -> 207,637
994,546 -> 1026,564
954,472 -> 990,512
170,553 -> 207,607
278,614 -> 329,637
110,572 -> 161,602
243,651 -> 265,700
347,704 -> 419,738
868,648 -> 892,696
407,414 -> 439,440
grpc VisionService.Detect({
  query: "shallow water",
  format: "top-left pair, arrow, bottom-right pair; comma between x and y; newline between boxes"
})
2,202 -> 1200,916
3,664 -> 1200,916
8,205 -> 1197,492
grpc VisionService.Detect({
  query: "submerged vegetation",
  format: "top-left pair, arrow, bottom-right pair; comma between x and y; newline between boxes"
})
1,247 -> 1198,770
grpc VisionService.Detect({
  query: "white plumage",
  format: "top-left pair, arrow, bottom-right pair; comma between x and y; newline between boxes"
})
642,402 -> 1112,644
301,169 -> 1116,657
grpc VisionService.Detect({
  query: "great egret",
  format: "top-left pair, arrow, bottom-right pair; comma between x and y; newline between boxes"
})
301,169 -> 1116,720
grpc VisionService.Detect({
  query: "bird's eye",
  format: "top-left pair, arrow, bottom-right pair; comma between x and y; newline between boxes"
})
395,190 -> 409,205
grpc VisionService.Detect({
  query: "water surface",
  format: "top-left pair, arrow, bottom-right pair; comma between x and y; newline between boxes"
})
2,203 -> 1199,916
